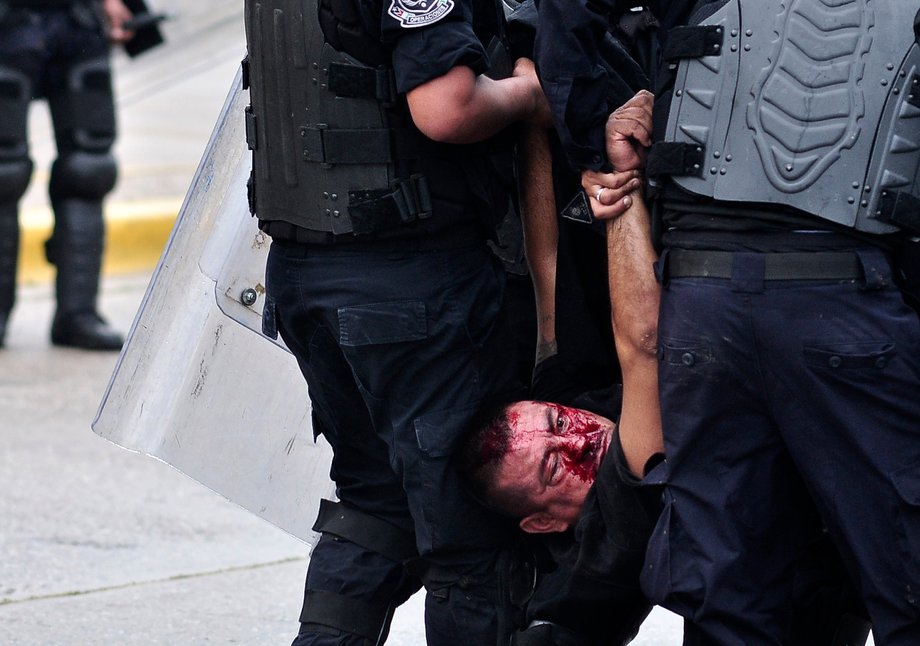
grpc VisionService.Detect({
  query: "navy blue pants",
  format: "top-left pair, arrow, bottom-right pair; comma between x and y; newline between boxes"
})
643,246 -> 920,645
264,239 -> 522,645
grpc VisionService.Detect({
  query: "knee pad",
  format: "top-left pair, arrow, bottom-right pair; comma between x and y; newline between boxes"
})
296,500 -> 420,644
49,151 -> 117,201
0,158 -> 33,204
0,64 -> 31,162
48,56 -> 116,151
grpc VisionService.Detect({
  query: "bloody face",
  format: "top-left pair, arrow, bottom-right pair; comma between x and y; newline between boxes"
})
494,400 -> 614,531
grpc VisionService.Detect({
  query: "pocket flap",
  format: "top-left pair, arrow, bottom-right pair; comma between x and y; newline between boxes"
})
338,301 -> 427,347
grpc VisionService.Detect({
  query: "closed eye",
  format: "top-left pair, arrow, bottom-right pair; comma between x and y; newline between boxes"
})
547,452 -> 561,485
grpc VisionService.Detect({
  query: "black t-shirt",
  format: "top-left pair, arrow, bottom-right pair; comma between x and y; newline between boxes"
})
526,379 -> 662,644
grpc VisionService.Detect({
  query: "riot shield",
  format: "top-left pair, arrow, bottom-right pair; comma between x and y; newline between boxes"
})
93,70 -> 334,544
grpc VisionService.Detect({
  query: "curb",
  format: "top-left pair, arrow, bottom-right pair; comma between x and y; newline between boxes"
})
19,199 -> 180,286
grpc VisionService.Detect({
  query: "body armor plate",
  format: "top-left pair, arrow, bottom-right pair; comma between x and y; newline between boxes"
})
665,0 -> 920,234
245,0 -> 392,234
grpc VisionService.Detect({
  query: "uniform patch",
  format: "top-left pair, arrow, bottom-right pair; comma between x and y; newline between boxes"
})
388,0 -> 454,28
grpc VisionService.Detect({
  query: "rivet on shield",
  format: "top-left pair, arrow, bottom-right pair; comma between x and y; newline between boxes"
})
240,288 -> 258,307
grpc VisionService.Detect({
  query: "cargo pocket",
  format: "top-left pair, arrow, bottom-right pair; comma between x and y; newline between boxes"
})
641,489 -> 705,618
410,404 -> 481,554
891,461 -> 920,595
803,341 -> 895,371
338,301 -> 427,347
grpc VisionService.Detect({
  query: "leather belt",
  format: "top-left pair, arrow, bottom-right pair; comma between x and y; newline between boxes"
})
667,249 -> 863,281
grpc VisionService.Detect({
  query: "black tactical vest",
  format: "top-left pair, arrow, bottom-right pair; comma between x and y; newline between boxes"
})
243,0 -> 514,239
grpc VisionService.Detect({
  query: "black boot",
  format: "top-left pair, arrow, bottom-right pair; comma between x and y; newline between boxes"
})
0,205 -> 19,348
47,198 -> 123,351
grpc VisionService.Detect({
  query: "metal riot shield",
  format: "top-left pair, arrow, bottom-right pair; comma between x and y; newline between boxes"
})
93,70 -> 334,544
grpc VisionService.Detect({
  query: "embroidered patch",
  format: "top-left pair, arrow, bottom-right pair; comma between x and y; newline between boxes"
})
388,0 -> 454,28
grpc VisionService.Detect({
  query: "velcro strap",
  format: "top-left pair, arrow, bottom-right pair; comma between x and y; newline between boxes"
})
240,55 -> 250,90
348,174 -> 432,235
302,126 -> 422,164
328,61 -> 396,103
667,250 -> 863,281
878,190 -> 920,234
299,589 -> 388,641
313,499 -> 416,562
244,106 -> 257,150
663,25 -> 724,61
646,142 -> 705,178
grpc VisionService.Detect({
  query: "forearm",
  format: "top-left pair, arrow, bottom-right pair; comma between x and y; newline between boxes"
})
518,125 -> 559,361
607,193 -> 663,476
407,65 -> 546,144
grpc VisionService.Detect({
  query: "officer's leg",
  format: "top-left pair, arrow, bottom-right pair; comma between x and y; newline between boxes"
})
264,247 -> 421,646
323,245 -> 523,645
267,241 -> 524,645
0,64 -> 33,345
645,273 -> 820,645
766,258 -> 920,644
788,533 -> 871,646
294,502 -> 421,646
45,55 -> 122,349
291,366 -> 421,646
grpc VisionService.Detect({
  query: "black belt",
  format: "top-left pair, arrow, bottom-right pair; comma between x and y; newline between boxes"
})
260,219 -> 484,251
667,249 -> 863,281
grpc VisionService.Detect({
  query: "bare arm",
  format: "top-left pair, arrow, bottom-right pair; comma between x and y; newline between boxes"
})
407,59 -> 551,144
518,125 -> 560,365
606,193 -> 663,477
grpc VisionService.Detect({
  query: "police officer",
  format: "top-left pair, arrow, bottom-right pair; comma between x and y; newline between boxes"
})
0,0 -> 134,349
243,0 -> 551,643
537,1 -> 920,644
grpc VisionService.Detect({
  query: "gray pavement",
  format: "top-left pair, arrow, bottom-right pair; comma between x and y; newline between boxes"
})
1,3 -> 691,644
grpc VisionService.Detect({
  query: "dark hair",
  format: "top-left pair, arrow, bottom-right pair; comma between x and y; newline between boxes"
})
458,402 -> 542,520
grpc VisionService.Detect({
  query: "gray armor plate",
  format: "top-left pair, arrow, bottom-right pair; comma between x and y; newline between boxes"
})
666,0 -> 920,233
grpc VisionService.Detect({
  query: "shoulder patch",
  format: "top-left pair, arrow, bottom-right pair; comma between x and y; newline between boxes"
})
387,0 -> 455,28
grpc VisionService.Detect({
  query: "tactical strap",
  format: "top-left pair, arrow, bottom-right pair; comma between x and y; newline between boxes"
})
240,56 -> 250,91
328,62 -> 396,103
663,25 -> 724,61
0,73 -> 28,145
878,190 -> 920,234
299,589 -> 390,642
348,174 -> 432,235
312,499 -> 417,563
301,125 -> 423,165
646,142 -> 705,178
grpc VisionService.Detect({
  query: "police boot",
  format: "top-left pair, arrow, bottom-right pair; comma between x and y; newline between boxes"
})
0,207 -> 19,347
47,198 -> 123,351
